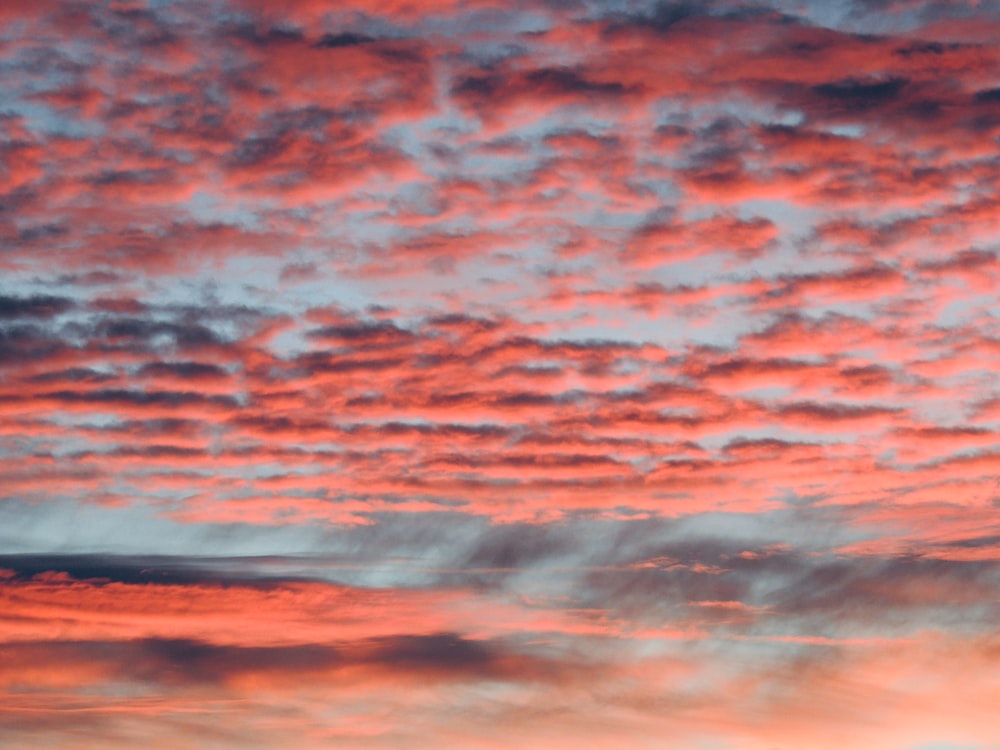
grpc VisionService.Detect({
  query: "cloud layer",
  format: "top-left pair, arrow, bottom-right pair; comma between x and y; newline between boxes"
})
2,0 -> 1000,748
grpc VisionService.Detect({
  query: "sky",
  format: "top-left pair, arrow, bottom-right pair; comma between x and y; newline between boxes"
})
1,0 -> 1000,747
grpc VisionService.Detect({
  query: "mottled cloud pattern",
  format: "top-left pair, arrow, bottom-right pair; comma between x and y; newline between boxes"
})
2,0 -> 999,748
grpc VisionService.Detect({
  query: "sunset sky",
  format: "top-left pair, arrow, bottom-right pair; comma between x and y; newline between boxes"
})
2,0 -> 1000,748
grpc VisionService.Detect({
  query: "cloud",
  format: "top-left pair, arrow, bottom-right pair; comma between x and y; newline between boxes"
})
0,632 -> 558,690
0,295 -> 74,319
3,1 -> 1000,748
